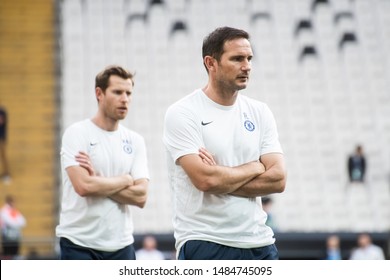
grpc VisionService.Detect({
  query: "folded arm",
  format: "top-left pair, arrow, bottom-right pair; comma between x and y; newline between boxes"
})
109,178 -> 148,208
66,165 -> 132,198
73,151 -> 148,207
230,153 -> 286,197
177,148 -> 265,195
198,149 -> 286,198
66,152 -> 131,197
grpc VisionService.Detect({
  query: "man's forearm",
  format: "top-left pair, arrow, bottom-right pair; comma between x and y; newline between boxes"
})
109,178 -> 148,208
199,160 -> 265,195
72,152 -> 134,197
193,148 -> 265,195
79,173 -> 134,197
230,165 -> 286,198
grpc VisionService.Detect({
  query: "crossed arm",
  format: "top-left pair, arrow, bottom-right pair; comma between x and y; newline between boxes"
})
66,151 -> 148,208
178,148 -> 286,197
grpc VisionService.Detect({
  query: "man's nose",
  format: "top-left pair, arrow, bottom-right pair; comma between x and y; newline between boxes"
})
121,93 -> 129,102
242,60 -> 251,71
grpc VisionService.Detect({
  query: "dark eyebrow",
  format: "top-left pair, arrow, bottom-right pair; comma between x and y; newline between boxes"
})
231,55 -> 252,60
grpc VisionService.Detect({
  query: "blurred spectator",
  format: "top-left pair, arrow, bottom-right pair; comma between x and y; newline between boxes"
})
261,196 -> 278,232
324,234 -> 342,260
0,106 -> 11,184
347,145 -> 366,183
136,235 -> 165,260
26,247 -> 40,260
349,233 -> 385,260
1,195 -> 26,259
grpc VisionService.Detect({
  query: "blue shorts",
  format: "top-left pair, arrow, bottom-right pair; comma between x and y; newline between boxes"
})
178,240 -> 279,260
59,237 -> 136,260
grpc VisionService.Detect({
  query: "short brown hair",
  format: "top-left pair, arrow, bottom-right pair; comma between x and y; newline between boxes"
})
202,26 -> 250,70
95,65 -> 134,92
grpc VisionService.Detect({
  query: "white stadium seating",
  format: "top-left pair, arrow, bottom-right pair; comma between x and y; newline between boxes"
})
59,0 -> 390,233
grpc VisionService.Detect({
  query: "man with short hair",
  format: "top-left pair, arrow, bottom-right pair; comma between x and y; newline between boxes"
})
56,65 -> 150,260
163,27 -> 287,260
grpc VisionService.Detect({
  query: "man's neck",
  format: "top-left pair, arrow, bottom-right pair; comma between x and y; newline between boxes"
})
91,115 -> 118,131
202,84 -> 238,106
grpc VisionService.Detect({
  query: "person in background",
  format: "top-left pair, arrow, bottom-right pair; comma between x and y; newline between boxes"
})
136,235 -> 165,260
0,105 -> 11,184
324,234 -> 342,260
56,65 -> 150,260
261,196 -> 278,232
348,145 -> 366,183
1,195 -> 26,259
349,233 -> 385,260
163,26 -> 286,260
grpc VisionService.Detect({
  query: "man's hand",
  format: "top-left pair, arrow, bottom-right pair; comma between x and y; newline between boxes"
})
198,147 -> 285,198
75,151 -> 97,176
198,147 -> 216,166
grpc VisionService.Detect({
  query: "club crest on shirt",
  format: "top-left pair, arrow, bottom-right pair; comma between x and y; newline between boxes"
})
243,112 -> 255,132
122,139 -> 133,154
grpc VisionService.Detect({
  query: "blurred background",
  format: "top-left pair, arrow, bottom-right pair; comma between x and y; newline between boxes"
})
0,0 -> 389,260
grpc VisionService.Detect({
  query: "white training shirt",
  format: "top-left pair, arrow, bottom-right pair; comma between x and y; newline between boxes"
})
163,89 -> 283,252
56,119 -> 149,251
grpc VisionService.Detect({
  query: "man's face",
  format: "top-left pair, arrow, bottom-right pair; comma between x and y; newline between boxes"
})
215,38 -> 253,92
98,75 -> 133,121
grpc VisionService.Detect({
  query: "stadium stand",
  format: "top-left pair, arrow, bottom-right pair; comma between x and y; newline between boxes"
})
1,0 -> 389,259
0,0 -> 58,258
58,0 -> 390,259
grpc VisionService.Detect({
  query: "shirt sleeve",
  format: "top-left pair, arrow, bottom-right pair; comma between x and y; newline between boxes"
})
60,123 -> 89,170
163,103 -> 203,163
130,133 -> 150,181
260,104 -> 283,156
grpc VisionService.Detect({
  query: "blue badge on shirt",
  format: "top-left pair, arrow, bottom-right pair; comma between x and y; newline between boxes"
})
244,120 -> 255,131
243,112 -> 255,132
122,139 -> 133,154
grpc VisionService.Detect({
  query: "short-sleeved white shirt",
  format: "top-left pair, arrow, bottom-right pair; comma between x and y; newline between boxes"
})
163,89 -> 283,252
349,245 -> 385,260
56,119 -> 149,251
